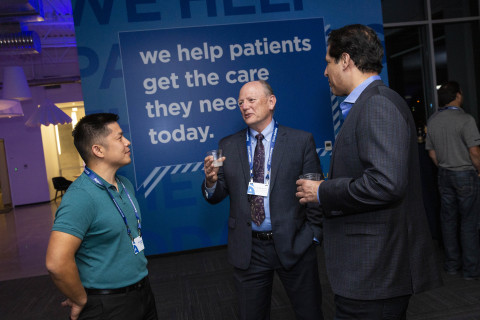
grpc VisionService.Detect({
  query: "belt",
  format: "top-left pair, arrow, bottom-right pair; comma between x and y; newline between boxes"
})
85,276 -> 148,295
252,230 -> 273,240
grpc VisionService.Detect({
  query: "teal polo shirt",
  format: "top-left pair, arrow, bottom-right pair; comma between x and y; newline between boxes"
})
52,171 -> 148,289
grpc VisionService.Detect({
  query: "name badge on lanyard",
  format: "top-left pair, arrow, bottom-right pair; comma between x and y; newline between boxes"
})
84,167 -> 144,255
133,236 -> 145,254
246,122 -> 278,198
247,181 -> 269,197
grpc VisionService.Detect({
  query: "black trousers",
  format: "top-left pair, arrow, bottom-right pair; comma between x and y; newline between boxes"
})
334,294 -> 411,320
79,277 -> 158,320
233,237 -> 323,320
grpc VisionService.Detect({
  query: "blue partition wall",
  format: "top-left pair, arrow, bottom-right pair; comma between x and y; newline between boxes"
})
72,0 -> 385,255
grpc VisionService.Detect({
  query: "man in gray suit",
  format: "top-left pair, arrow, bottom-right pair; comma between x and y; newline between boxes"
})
296,24 -> 442,319
202,80 -> 323,320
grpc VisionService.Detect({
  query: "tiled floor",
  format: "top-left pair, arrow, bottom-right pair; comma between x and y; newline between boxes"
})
0,201 -> 58,281
2,201 -> 480,319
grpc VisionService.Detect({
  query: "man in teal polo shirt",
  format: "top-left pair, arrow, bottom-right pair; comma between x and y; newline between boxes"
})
46,113 -> 157,320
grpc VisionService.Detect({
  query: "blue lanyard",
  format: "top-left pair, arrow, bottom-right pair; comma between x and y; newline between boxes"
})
84,167 -> 142,241
439,106 -> 459,112
246,121 -> 278,183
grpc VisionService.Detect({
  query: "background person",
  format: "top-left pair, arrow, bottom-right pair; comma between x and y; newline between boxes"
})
202,80 -> 324,320
46,113 -> 157,320
425,81 -> 480,280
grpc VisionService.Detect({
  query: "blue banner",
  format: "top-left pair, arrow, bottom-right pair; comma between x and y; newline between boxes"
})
118,18 -> 331,197
72,0 -> 385,255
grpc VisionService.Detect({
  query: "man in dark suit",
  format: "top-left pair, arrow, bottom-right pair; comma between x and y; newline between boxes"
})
296,24 -> 443,319
202,80 -> 324,320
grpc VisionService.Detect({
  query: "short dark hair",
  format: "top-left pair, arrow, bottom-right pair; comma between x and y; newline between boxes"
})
72,113 -> 119,163
437,81 -> 461,107
327,24 -> 383,74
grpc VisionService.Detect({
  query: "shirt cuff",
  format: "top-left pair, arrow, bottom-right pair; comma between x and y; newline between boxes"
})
204,181 -> 216,198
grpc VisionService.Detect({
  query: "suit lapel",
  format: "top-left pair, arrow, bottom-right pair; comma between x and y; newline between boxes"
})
330,80 -> 384,177
233,129 -> 251,187
269,126 -> 287,191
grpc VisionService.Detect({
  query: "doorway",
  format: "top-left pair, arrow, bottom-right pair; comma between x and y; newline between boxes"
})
0,139 -> 12,213
40,102 -> 85,200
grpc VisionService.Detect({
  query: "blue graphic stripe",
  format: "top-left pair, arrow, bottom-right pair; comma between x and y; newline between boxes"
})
324,24 -> 342,138
139,148 -> 332,198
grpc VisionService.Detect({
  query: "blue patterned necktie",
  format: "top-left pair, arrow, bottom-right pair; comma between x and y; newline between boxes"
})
251,133 -> 265,226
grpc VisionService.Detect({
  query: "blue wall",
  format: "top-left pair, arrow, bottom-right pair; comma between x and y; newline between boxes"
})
72,0 -> 385,255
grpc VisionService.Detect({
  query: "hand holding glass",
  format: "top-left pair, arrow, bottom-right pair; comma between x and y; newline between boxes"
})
207,149 -> 223,167
299,173 -> 323,181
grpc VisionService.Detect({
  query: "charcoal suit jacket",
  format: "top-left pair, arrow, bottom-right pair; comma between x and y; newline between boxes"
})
202,125 -> 322,270
318,80 -> 443,300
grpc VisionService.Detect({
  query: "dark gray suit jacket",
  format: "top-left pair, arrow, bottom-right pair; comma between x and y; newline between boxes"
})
319,80 -> 443,300
203,125 -> 322,270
